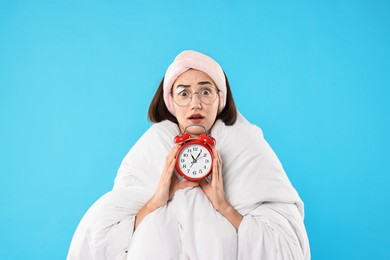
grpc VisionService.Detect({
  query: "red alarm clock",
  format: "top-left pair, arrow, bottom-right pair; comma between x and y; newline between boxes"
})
174,125 -> 216,181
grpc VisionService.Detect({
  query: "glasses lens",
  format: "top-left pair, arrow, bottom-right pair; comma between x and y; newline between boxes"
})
173,89 -> 191,106
199,88 -> 217,105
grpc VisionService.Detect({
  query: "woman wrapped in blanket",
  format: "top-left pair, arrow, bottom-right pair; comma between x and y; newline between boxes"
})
67,50 -> 311,260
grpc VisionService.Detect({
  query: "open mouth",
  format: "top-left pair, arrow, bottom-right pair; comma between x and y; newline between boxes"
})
188,114 -> 205,120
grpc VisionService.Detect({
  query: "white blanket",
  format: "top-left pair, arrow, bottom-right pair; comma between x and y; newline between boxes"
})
68,113 -> 310,260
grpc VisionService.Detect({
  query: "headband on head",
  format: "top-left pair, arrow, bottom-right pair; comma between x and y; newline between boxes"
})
163,50 -> 227,115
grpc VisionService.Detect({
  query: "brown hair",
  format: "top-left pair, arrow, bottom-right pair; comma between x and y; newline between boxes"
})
148,72 -> 237,125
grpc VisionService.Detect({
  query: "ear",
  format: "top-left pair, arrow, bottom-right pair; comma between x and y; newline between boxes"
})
174,132 -> 191,144
200,134 -> 216,146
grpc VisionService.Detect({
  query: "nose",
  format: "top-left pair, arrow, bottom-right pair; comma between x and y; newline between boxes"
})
190,93 -> 202,110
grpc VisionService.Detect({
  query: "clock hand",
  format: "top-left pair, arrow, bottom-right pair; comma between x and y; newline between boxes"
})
191,153 -> 207,168
190,153 -> 196,168
195,150 -> 202,160
197,154 -> 207,160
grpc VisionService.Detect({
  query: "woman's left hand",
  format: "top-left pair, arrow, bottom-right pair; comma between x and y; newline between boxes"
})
199,146 -> 229,212
200,146 -> 243,230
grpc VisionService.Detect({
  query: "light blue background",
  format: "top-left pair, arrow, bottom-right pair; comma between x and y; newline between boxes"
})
1,0 -> 389,259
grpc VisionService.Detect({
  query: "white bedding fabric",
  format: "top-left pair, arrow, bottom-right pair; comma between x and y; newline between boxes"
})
68,113 -> 310,260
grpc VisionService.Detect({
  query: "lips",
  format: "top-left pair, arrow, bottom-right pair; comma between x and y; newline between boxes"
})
188,114 -> 205,120
188,114 -> 205,124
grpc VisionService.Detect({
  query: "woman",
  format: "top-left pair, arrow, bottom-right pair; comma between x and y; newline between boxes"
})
68,50 -> 310,260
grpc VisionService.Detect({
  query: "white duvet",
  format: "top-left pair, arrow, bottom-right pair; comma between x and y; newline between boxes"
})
67,113 -> 310,260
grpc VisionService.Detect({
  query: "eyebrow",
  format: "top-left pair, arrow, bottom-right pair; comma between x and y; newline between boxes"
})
175,84 -> 191,88
175,81 -> 213,89
197,81 -> 213,86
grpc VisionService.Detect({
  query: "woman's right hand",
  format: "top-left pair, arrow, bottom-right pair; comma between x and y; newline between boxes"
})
134,145 -> 199,229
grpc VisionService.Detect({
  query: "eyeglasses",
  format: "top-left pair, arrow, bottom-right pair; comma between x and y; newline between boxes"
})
172,86 -> 220,107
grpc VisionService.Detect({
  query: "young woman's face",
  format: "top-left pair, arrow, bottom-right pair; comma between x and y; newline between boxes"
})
171,69 -> 220,136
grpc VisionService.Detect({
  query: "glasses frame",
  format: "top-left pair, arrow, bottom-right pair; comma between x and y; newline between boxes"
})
171,87 -> 220,107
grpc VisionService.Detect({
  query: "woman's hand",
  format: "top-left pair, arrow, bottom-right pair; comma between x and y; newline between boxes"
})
134,145 -> 199,230
200,147 -> 243,230
149,145 -> 199,208
199,147 -> 229,211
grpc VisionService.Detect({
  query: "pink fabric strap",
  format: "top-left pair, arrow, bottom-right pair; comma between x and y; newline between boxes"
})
163,50 -> 227,115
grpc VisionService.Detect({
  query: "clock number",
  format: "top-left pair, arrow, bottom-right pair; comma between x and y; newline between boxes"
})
183,153 -> 188,157
199,169 -> 202,174
182,164 -> 187,169
193,147 -> 198,151
205,159 -> 209,163
193,171 -> 196,175
187,148 -> 192,153
180,159 -> 185,163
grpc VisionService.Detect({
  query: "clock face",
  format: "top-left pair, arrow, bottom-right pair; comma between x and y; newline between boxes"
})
176,143 -> 213,180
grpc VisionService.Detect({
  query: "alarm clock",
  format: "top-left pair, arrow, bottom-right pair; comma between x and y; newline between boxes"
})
174,125 -> 216,181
